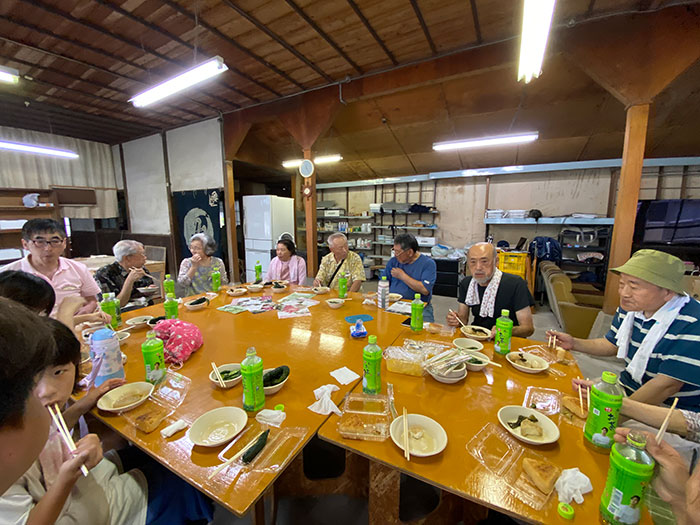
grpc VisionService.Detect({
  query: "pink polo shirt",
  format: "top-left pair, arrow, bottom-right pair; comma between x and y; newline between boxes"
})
1,256 -> 100,316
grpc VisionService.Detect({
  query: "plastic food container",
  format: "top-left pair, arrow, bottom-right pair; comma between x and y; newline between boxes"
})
383,346 -> 425,376
337,393 -> 390,441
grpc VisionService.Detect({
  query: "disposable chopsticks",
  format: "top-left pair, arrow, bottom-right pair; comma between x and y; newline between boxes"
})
48,404 -> 89,477
448,309 -> 467,329
211,361 -> 226,388
655,398 -> 679,445
403,407 -> 410,461
208,430 -> 266,479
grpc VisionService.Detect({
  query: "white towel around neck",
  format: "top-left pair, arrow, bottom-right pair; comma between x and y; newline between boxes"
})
465,268 -> 503,319
615,293 -> 690,383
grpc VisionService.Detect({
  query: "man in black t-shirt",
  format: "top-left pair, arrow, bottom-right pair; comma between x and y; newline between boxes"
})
446,243 -> 534,337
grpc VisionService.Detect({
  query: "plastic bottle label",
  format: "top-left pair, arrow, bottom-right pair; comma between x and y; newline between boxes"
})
338,277 -> 348,299
584,387 -> 622,449
164,301 -> 178,319
411,302 -> 423,332
212,272 -> 221,292
600,448 -> 653,524
363,348 -> 381,394
142,340 -> 166,385
242,361 -> 265,411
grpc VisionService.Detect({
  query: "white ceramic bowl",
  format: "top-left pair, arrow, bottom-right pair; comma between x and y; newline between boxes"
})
312,286 -> 330,295
388,293 -> 403,302
464,353 -> 489,372
263,367 -> 290,395
116,331 -> 130,344
273,280 -> 289,286
271,285 -> 287,294
247,284 -> 264,292
184,298 -> 209,311
227,288 -> 247,297
209,363 -> 242,389
125,315 -> 153,327
460,325 -> 491,340
326,298 -> 345,309
390,414 -> 448,457
97,382 -> 154,413
428,364 -> 467,384
497,405 -> 560,445
506,351 -> 549,374
137,286 -> 159,295
147,316 -> 166,327
452,338 -> 484,352
189,406 -> 247,447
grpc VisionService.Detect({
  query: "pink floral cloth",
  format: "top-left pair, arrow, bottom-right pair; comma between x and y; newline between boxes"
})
265,255 -> 307,285
153,319 -> 203,365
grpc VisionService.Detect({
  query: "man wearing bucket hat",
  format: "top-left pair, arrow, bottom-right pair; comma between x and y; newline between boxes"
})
548,249 -> 700,412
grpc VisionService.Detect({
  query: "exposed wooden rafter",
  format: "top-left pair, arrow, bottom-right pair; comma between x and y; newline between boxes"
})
345,0 -> 398,66
409,0 -> 437,54
470,0 -> 483,44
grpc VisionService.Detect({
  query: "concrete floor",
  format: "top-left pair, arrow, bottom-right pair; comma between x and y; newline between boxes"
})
210,284 -> 559,525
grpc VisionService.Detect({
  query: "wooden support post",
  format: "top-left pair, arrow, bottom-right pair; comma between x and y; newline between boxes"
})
224,161 -> 240,282
603,104 -> 650,314
303,149 -> 318,276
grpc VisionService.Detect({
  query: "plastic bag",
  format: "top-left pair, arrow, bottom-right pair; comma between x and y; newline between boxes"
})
153,319 -> 203,365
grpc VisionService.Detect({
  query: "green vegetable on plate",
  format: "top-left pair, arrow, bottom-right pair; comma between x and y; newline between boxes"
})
220,370 -> 241,381
242,430 -> 270,464
263,366 -> 290,387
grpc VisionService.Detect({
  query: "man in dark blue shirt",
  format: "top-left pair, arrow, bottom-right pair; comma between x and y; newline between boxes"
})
384,233 -> 437,322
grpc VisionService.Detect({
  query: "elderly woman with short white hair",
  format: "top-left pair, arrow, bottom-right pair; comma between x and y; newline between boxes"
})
177,233 -> 228,296
95,239 -> 156,306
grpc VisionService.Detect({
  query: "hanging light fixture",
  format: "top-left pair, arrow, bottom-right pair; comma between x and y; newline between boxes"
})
433,132 -> 539,152
0,65 -> 20,84
282,154 -> 342,168
518,0 -> 556,83
0,140 -> 79,159
129,56 -> 228,107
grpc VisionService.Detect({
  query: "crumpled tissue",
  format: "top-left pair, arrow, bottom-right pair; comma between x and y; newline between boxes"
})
330,367 -> 360,385
555,468 -> 593,504
255,409 -> 287,428
363,298 -> 376,306
160,419 -> 188,438
307,384 -> 341,415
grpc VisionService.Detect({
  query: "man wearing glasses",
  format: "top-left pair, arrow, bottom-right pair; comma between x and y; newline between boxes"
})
1,219 -> 99,316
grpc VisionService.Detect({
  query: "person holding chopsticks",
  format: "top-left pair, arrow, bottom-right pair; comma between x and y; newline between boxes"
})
94,240 -> 157,307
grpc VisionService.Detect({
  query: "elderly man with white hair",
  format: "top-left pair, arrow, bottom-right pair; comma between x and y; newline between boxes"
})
313,233 -> 365,293
94,240 -> 155,306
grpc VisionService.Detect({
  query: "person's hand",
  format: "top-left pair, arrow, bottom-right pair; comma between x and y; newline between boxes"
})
488,327 -> 496,341
614,428 -> 689,507
60,295 -> 87,316
446,310 -> 461,327
83,310 -> 110,325
312,278 -> 321,287
85,378 -> 126,406
191,254 -> 202,268
687,465 -> 700,525
572,377 -> 594,398
390,267 -> 407,281
125,266 -> 146,284
545,330 -> 574,350
56,434 -> 102,485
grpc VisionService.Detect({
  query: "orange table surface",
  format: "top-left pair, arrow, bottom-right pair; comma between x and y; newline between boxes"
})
318,329 -> 653,525
90,287 -> 407,517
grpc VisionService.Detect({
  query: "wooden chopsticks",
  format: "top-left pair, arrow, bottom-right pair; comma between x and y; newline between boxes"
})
48,404 -> 89,477
403,407 -> 410,461
208,430 -> 266,479
655,398 -> 679,445
211,361 -> 226,388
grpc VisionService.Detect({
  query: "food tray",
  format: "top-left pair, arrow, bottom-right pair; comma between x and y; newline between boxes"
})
121,370 -> 191,433
384,346 -> 425,376
522,387 -> 561,416
337,393 -> 390,441
518,345 -> 566,377
219,425 -> 307,472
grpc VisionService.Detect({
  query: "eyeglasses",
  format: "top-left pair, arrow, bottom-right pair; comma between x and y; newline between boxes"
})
30,238 -> 64,247
393,248 -> 409,258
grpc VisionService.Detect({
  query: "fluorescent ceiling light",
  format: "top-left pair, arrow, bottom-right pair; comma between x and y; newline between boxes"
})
433,132 -> 539,152
0,65 -> 19,84
518,0 -> 556,83
0,140 -> 79,159
282,154 -> 342,169
129,56 -> 228,107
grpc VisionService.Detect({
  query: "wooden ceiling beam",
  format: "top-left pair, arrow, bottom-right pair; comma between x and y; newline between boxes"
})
283,0 -> 363,74
277,87 -> 343,151
160,0 -> 304,90
469,0 -> 483,44
346,0 -> 398,66
92,0 -> 280,99
409,0 -> 437,55
17,0 -> 247,108
220,0 -> 333,83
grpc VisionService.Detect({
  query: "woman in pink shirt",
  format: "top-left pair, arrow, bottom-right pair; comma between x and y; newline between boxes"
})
265,239 -> 307,285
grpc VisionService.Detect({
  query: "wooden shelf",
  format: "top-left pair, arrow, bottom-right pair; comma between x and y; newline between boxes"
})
0,229 -> 22,234
484,217 -> 614,225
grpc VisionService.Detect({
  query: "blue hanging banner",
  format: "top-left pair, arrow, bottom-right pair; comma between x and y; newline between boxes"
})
172,189 -> 224,260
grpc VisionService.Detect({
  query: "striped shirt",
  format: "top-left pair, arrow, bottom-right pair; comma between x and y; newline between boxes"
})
605,298 -> 700,412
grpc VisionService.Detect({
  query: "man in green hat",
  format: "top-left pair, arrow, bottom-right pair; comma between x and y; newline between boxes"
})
548,249 -> 700,412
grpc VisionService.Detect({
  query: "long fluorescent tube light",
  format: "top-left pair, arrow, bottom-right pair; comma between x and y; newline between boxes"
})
129,56 -> 228,107
518,0 -> 556,83
433,132 -> 539,152
0,140 -> 79,159
282,154 -> 343,169
0,65 -> 20,84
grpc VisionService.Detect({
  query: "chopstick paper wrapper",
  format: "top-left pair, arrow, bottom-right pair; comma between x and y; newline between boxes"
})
160,419 -> 188,438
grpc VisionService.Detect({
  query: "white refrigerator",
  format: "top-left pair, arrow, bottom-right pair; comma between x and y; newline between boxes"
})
242,195 -> 295,283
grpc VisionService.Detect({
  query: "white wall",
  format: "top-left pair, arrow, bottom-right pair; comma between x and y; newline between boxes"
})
122,134 -> 170,235
111,145 -> 123,190
166,118 -> 224,192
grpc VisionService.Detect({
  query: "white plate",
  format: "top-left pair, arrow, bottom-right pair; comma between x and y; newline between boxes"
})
189,407 -> 247,447
388,293 -> 403,302
326,299 -> 345,309
137,286 -> 158,295
460,325 -> 491,340
312,286 -> 330,294
263,367 -> 290,395
247,284 -> 264,292
116,331 -> 130,343
209,363 -> 242,389
497,405 -> 560,445
390,414 -> 448,457
227,288 -> 247,297
452,338 -> 484,352
184,298 -> 209,311
97,382 -> 153,413
506,351 -> 549,374
428,365 -> 467,384
125,315 -> 153,326
271,285 -> 287,294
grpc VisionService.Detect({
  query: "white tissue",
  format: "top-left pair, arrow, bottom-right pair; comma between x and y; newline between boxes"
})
308,384 -> 341,415
555,468 -> 593,504
160,419 -> 187,438
255,409 -> 286,428
363,298 -> 376,306
330,367 -> 360,385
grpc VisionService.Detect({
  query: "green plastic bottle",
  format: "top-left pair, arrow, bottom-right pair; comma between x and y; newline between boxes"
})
241,347 -> 265,411
114,297 -> 122,327
254,260 -> 262,283
600,431 -> 655,525
100,293 -> 118,330
338,273 -> 348,299
163,274 -> 175,295
211,270 -> 221,292
362,335 -> 382,394
585,371 -> 624,451
164,292 -> 178,319
410,293 -> 423,332
141,331 -> 166,385
494,309 -> 513,355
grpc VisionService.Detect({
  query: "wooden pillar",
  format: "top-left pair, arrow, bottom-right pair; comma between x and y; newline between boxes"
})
303,149 -> 318,276
224,161 -> 240,282
603,104 -> 649,313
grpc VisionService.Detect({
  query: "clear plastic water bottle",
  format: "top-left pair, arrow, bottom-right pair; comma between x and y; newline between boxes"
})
494,309 -> 513,355
378,276 -> 389,309
585,372 -> 625,451
164,292 -> 178,319
163,274 -> 175,295
338,273 -> 348,299
141,332 -> 165,385
211,270 -> 221,292
255,260 -> 262,283
90,328 -> 125,387
600,431 -> 655,525
362,335 -> 382,394
100,293 -> 118,330
410,293 -> 423,332
241,347 -> 265,411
